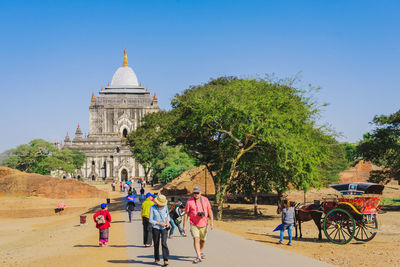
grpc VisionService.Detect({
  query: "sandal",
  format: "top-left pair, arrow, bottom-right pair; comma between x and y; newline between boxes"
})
192,258 -> 202,264
163,260 -> 169,266
200,253 -> 205,259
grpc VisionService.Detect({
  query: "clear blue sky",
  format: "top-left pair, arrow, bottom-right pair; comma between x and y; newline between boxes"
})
0,0 -> 399,152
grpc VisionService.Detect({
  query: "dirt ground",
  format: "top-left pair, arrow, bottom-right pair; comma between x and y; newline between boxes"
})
0,185 -> 128,267
215,185 -> 400,267
1,182 -> 399,267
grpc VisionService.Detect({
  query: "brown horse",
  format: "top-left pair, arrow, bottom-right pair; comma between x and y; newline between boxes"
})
277,200 -> 323,240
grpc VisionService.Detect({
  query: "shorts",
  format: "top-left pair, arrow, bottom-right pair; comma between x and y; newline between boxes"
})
190,224 -> 208,241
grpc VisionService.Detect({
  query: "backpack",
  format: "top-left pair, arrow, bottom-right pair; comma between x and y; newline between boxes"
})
96,211 -> 106,224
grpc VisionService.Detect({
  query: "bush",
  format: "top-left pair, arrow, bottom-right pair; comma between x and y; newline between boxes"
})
159,166 -> 182,183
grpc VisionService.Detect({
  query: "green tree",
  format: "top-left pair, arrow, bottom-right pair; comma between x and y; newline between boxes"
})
318,140 -> 350,185
152,145 -> 198,183
3,139 -> 57,172
171,77 -> 331,220
3,139 -> 86,175
357,110 -> 400,184
126,111 -> 173,182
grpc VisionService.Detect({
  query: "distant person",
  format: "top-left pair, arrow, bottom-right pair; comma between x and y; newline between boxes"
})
126,194 -> 137,223
169,204 -> 186,238
93,203 -> 112,247
57,202 -> 66,215
111,181 -> 116,191
183,186 -> 214,264
149,194 -> 170,266
141,194 -> 155,247
142,180 -> 146,188
124,183 -> 129,193
119,182 -> 123,192
140,187 -> 145,195
278,199 -> 295,246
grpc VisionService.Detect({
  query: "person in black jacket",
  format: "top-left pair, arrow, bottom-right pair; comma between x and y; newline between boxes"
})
126,195 -> 137,222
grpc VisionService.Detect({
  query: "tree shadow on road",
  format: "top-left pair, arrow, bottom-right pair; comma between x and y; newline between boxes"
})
246,232 -> 329,244
214,206 -> 277,221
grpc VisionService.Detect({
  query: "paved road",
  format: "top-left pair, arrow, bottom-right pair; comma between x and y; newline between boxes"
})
123,185 -> 333,267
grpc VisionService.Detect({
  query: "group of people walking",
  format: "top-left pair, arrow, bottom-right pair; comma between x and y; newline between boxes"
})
140,185 -> 213,266
94,183 -> 214,266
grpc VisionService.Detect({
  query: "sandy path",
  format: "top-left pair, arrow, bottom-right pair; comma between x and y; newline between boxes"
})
0,189 -> 128,267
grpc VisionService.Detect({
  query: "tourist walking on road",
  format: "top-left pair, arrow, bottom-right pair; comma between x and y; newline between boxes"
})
111,181 -> 116,191
93,203 -> 112,247
126,194 -> 138,222
169,204 -> 185,238
149,194 -> 170,266
183,186 -> 214,264
141,194 -> 155,247
278,200 -> 295,246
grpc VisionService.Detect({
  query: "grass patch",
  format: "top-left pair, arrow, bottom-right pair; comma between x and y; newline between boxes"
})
383,198 -> 400,206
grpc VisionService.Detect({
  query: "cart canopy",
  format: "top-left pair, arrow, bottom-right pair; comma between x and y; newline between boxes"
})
329,183 -> 384,195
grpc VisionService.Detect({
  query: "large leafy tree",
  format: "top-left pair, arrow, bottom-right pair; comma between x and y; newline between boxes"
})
171,77 -> 331,220
357,110 -> 400,184
126,111 -> 172,181
3,139 -> 86,175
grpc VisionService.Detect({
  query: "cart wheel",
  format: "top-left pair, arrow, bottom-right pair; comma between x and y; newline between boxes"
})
323,208 -> 355,245
353,214 -> 378,242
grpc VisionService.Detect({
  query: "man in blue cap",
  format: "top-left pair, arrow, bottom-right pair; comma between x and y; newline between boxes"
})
141,193 -> 155,247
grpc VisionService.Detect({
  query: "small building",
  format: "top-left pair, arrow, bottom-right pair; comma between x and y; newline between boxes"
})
63,49 -> 159,182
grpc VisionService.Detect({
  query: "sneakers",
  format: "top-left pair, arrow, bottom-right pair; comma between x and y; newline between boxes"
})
277,241 -> 283,245
287,243 -> 292,246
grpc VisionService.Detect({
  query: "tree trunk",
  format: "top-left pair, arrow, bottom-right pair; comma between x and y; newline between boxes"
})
217,186 -> 227,221
254,189 -> 259,216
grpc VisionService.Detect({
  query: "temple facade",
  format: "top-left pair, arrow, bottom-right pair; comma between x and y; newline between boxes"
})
63,49 -> 159,182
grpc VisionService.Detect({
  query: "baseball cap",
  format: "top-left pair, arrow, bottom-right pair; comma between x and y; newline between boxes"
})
193,186 -> 201,193
101,203 -> 108,209
146,192 -> 156,199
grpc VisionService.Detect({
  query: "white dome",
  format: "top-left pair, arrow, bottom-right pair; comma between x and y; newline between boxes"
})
110,66 -> 139,88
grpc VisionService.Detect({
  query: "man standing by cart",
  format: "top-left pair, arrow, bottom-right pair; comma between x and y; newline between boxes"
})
183,186 -> 214,264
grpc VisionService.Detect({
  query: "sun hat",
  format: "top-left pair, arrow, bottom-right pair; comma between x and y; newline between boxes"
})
101,203 -> 108,209
154,194 -> 168,206
193,186 -> 201,193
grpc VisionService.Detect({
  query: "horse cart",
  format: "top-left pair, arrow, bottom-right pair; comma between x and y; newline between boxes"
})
297,183 -> 386,245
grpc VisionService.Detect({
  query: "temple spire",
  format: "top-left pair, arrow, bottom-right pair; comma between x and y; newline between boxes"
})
123,48 -> 128,67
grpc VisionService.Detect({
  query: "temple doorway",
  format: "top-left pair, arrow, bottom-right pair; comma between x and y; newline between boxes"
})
121,169 -> 128,182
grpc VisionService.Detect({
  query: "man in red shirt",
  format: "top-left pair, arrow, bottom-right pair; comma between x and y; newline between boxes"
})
183,186 -> 214,264
93,203 -> 112,247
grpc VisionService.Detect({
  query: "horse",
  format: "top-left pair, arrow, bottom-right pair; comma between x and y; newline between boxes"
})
277,200 -> 323,240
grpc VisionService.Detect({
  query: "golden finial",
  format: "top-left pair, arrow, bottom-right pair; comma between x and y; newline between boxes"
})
123,48 -> 128,67
107,82 -> 110,86
91,92 -> 95,101
153,93 -> 157,101
140,82 -> 142,87
146,88 -> 149,92
101,87 -> 103,92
